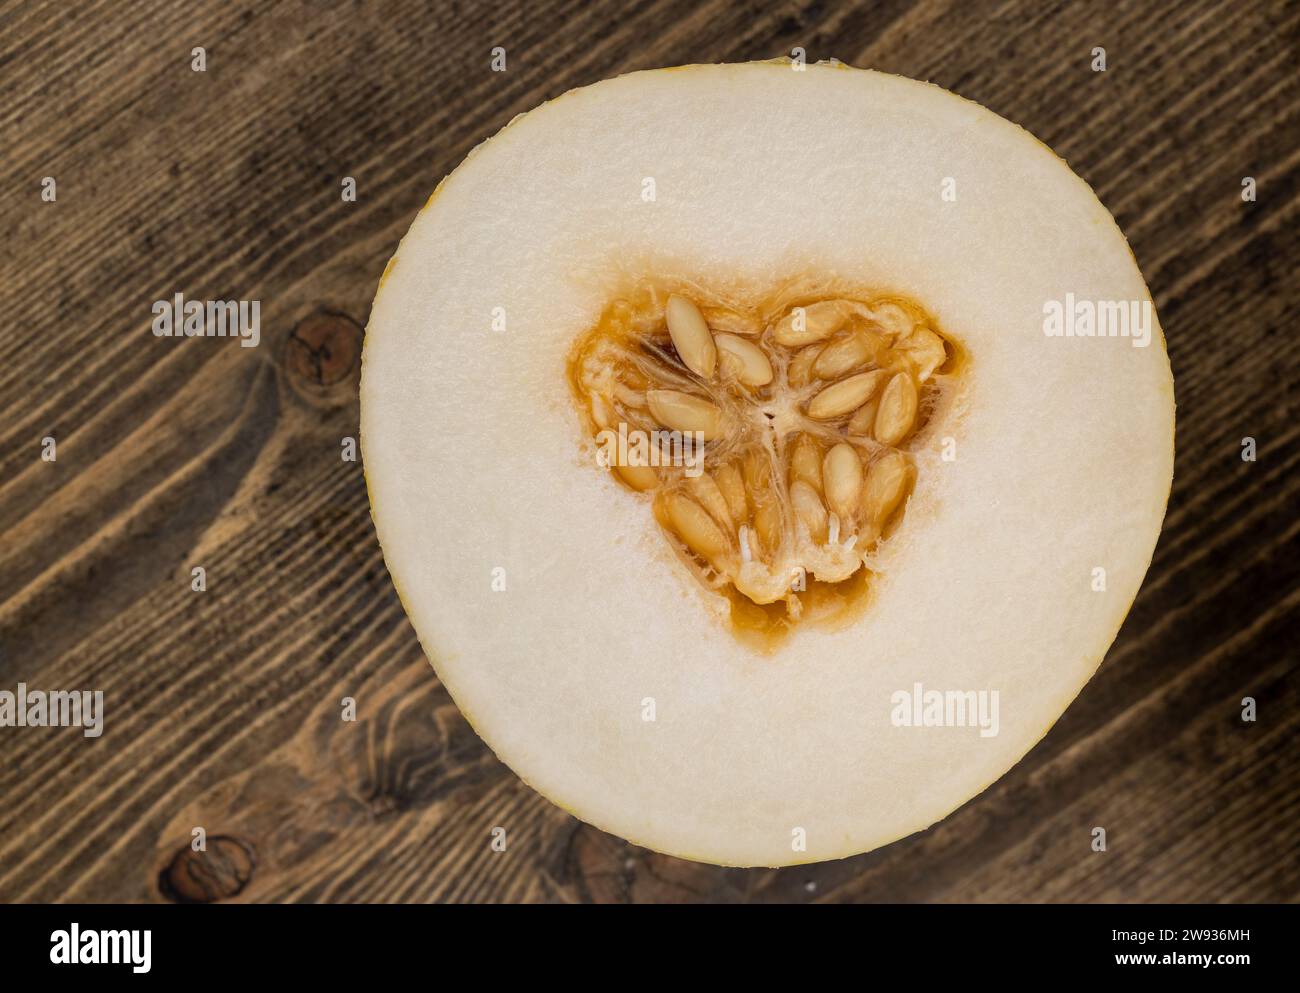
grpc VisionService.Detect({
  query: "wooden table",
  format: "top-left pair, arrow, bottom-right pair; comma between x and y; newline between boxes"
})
1,0 -> 1296,903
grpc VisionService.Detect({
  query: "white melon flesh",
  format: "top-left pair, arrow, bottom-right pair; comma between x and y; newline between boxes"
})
361,62 -> 1174,867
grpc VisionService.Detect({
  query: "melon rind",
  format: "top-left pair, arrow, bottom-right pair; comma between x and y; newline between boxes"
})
361,62 -> 1174,867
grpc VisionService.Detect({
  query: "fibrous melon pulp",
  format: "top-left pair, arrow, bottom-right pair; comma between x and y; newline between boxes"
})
361,62 -> 1174,867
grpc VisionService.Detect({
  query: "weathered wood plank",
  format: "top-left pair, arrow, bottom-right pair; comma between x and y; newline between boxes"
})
0,0 -> 1295,902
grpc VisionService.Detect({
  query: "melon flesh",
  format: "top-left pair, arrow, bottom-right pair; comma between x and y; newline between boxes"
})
361,62 -> 1174,867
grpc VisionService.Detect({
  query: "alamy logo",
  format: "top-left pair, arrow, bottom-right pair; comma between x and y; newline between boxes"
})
152,292 -> 260,347
50,924 -> 150,973
1042,293 -> 1152,348
890,682 -> 1000,738
595,423 -> 706,477
0,682 -> 103,737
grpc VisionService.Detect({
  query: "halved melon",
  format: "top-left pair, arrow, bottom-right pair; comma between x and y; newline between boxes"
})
361,62 -> 1174,867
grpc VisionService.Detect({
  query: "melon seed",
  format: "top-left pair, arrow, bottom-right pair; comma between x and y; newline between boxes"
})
823,443 -> 863,520
772,301 -> 851,347
874,372 -> 918,445
789,435 -> 824,494
687,473 -> 734,529
665,493 -> 731,562
787,344 -> 823,388
716,333 -> 774,386
814,332 -> 875,380
862,450 -> 911,529
714,461 -> 750,523
847,395 -> 880,438
665,294 -> 717,379
647,389 -> 725,440
615,462 -> 659,491
808,370 -> 887,420
790,480 -> 829,543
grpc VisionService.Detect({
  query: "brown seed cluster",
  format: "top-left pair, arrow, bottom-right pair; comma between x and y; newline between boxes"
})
568,285 -> 959,638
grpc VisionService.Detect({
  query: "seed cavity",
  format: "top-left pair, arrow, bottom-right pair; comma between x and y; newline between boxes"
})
567,286 -> 961,643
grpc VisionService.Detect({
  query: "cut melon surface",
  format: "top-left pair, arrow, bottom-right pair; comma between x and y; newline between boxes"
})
361,62 -> 1174,867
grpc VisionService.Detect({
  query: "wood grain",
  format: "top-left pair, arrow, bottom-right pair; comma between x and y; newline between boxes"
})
0,0 -> 1296,903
